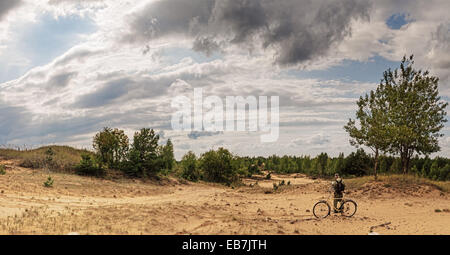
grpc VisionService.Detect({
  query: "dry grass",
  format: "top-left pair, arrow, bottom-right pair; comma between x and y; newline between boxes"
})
0,146 -> 93,173
345,174 -> 450,193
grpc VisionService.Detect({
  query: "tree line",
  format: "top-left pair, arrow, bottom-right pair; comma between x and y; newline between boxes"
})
75,55 -> 448,183
75,127 -> 450,182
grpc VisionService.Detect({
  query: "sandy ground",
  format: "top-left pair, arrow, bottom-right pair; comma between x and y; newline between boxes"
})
0,158 -> 449,235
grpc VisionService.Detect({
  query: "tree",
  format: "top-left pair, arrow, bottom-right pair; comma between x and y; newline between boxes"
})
161,139 -> 175,171
125,128 -> 161,177
334,153 -> 345,175
342,149 -> 371,176
316,153 -> 328,176
379,55 -> 448,174
93,127 -> 129,168
199,148 -> 238,185
429,161 -> 440,180
344,87 -> 389,180
76,154 -> 105,177
180,151 -> 200,181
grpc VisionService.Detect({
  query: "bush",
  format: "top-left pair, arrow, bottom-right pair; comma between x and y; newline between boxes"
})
75,154 -> 105,177
43,176 -> 54,188
0,165 -> 5,175
199,148 -> 239,185
180,151 -> 200,181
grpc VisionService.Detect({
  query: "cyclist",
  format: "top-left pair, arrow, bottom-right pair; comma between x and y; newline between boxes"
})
331,173 -> 345,213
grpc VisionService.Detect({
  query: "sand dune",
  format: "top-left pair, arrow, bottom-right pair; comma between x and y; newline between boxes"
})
0,159 -> 449,235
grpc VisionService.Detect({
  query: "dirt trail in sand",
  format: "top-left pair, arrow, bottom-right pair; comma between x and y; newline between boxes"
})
0,158 -> 449,235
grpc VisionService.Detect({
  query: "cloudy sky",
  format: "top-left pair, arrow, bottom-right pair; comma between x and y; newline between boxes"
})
0,0 -> 449,159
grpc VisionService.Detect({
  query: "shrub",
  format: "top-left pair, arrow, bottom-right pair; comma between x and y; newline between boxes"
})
199,148 -> 238,185
180,151 -> 200,181
0,165 -> 5,175
273,183 -> 278,190
43,176 -> 54,188
75,154 -> 105,177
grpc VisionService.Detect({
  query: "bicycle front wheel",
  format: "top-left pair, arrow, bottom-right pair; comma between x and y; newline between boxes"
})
340,200 -> 357,217
313,201 -> 330,218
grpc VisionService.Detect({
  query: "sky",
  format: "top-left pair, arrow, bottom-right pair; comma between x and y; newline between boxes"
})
0,0 -> 449,159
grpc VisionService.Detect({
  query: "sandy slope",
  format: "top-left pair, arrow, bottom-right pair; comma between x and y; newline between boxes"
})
0,159 -> 449,235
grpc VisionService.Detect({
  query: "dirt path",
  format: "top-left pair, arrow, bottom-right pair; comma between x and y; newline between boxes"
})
0,159 -> 449,234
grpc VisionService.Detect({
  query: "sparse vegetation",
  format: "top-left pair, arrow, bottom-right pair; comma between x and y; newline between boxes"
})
345,174 -> 450,193
43,176 -> 54,188
0,146 -> 93,172
0,165 -> 5,175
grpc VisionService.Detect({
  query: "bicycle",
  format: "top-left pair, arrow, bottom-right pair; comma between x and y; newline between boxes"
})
312,192 -> 357,218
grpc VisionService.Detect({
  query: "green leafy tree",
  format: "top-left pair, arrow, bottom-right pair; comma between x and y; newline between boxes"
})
125,128 -> 161,177
429,161 -> 440,180
390,158 -> 402,173
181,151 -> 200,181
439,164 -> 450,181
334,153 -> 345,175
199,148 -> 238,185
316,153 -> 328,176
344,87 -> 390,180
161,139 -> 175,171
379,55 -> 448,174
93,127 -> 129,168
342,149 -> 371,176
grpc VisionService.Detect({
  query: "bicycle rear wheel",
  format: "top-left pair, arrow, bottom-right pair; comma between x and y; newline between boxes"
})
340,200 -> 357,217
313,201 -> 330,218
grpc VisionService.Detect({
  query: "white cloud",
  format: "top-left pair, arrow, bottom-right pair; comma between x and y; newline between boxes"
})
0,0 -> 448,159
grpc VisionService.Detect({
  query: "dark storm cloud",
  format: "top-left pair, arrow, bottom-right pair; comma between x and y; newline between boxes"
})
0,0 -> 22,20
123,0 -> 371,66
122,0 -> 215,44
